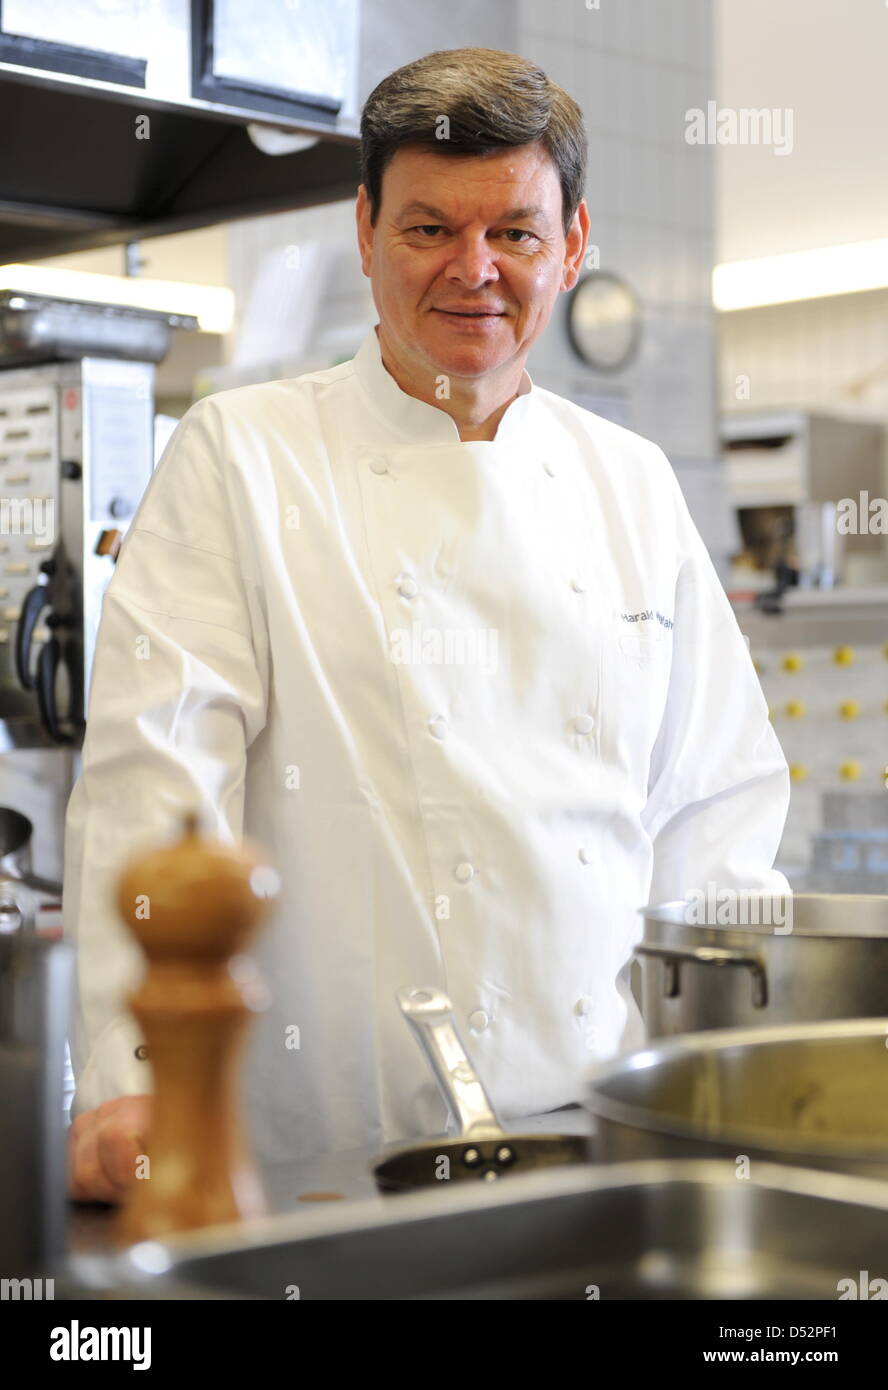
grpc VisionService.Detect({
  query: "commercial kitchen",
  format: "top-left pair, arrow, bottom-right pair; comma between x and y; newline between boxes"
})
2,0 -> 888,1338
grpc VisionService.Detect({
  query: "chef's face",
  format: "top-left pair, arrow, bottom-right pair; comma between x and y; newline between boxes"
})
356,141 -> 589,385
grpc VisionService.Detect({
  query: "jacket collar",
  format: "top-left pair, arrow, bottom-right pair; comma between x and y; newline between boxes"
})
352,323 -> 536,446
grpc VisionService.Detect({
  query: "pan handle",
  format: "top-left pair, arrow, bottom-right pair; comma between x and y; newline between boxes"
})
634,941 -> 768,1008
396,986 -> 505,1140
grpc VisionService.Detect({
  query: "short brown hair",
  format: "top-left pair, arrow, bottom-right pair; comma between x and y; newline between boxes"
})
360,48 -> 587,236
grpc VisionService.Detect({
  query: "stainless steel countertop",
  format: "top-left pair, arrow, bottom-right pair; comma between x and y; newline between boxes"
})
67,1106 -> 594,1255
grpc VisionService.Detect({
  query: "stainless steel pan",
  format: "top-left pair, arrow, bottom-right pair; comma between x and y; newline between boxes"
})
636,893 -> 888,1036
0,807 -> 63,897
587,1017 -> 888,1180
372,986 -> 589,1192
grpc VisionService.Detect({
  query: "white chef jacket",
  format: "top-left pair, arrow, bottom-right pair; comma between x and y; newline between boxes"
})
63,323 -> 791,1164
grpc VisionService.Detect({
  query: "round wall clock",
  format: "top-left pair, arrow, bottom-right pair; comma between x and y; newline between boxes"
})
567,271 -> 641,372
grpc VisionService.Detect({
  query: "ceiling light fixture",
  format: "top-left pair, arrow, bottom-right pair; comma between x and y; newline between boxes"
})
714,238 -> 888,311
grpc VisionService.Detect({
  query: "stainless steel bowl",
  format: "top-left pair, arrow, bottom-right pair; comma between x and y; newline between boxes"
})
588,1017 -> 888,1180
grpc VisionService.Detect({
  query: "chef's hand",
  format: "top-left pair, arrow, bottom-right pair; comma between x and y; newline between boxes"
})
67,1095 -> 153,1204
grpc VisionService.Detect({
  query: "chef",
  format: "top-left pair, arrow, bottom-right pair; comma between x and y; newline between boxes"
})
66,47 -> 790,1202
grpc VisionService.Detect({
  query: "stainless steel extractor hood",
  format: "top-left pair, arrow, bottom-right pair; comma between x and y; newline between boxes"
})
0,0 -> 361,262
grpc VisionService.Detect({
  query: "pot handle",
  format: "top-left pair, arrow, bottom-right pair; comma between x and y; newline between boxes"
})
396,985 -> 504,1140
634,942 -> 769,1008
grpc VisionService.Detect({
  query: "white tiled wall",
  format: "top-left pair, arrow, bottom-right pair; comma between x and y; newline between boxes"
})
719,290 -> 888,426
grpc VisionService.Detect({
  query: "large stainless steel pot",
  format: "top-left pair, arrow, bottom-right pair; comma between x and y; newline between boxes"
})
637,893 -> 888,1036
587,1017 -> 888,1181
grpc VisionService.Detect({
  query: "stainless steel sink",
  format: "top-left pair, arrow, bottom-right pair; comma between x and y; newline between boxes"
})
64,1159 -> 888,1300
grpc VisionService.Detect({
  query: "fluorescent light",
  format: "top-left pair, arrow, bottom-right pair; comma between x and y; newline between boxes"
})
0,263 -> 235,333
714,238 -> 888,311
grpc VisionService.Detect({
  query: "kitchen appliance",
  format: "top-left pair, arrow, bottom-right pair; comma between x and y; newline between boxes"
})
0,299 -> 192,1250
637,892 -> 888,1036
64,1159 -> 888,1299
722,411 -> 884,596
0,294 -> 194,750
587,1018 -> 888,1181
372,987 -> 589,1192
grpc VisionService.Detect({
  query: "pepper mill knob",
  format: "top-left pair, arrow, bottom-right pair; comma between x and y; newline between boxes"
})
114,810 -> 279,1245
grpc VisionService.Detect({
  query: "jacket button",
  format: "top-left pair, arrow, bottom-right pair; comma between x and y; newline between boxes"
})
396,573 -> 419,598
570,577 -> 586,593
454,861 -> 475,883
572,714 -> 595,735
578,847 -> 592,865
468,1009 -> 489,1031
542,459 -> 557,476
429,715 -> 449,740
368,455 -> 388,474
574,997 -> 594,1016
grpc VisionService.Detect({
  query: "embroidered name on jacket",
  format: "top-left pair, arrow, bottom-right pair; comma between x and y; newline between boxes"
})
621,609 -> 674,630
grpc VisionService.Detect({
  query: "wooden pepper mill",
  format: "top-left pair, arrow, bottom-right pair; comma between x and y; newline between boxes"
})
114,811 -> 278,1245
